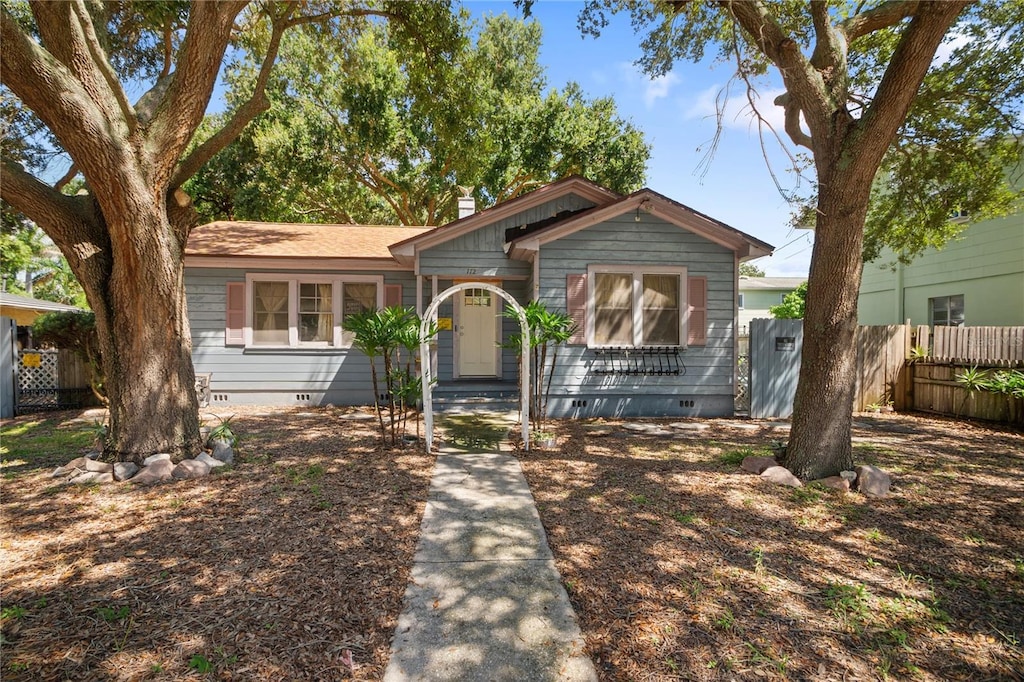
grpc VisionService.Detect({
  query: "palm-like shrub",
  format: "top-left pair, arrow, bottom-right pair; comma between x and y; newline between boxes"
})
343,306 -> 435,447
504,301 -> 576,433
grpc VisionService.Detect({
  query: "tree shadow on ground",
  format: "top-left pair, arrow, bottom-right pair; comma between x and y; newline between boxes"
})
518,414 -> 1024,681
1,406 -> 435,681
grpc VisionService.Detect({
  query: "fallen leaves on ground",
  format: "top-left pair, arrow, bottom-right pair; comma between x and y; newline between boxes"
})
1,407 -> 434,680
518,414 -> 1024,681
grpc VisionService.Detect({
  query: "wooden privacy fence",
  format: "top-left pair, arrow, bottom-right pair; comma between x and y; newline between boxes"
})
920,325 -> 1024,366
910,363 -> 1023,424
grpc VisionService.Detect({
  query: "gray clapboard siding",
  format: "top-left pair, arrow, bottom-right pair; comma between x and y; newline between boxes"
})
536,215 -> 737,417
417,193 -> 597,277
185,268 -> 416,404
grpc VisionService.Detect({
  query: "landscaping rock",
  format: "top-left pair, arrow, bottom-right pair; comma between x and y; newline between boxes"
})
210,440 -> 234,464
670,422 -> 710,431
855,465 -> 891,498
132,459 -> 174,484
760,466 -> 803,488
741,456 -> 778,475
83,459 -> 113,473
69,471 -> 114,485
85,450 -> 101,460
172,459 -> 211,480
113,462 -> 139,481
840,470 -> 857,483
142,452 -> 172,466
813,476 -> 850,492
196,452 -> 226,469
53,456 -> 90,477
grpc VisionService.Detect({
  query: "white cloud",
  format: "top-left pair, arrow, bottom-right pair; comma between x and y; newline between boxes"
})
684,83 -> 793,135
932,32 -> 971,65
616,62 -> 681,109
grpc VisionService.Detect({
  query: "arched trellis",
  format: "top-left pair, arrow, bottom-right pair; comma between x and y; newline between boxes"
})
420,282 -> 530,452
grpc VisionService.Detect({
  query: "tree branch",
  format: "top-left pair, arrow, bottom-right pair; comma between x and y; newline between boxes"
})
171,2 -> 291,188
1,159 -> 105,261
54,163 -> 79,191
27,2 -> 128,135
854,3 -> 970,169
70,0 -> 137,134
147,1 -> 249,188
841,0 -> 920,43
1,9 -> 119,183
722,0 -> 834,143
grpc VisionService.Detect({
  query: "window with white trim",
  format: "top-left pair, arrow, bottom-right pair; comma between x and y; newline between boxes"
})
245,274 -> 382,348
737,293 -> 745,310
587,265 -> 686,347
929,294 -> 964,327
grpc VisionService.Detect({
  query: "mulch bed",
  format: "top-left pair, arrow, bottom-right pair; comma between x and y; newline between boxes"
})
1,407 -> 434,680
4,408 -> 1023,681
518,414 -> 1024,681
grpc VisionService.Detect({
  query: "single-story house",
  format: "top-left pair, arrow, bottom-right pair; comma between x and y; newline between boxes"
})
184,176 -> 773,417
858,208 -> 1024,327
737,276 -> 806,336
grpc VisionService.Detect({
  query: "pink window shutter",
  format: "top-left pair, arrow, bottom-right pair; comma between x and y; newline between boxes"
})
687,276 -> 707,346
225,281 -> 245,346
566,273 -> 587,345
384,284 -> 403,308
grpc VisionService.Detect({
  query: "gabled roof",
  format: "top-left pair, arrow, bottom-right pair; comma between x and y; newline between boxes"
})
186,221 -> 432,260
388,175 -> 620,264
507,188 -> 774,261
739,276 -> 806,291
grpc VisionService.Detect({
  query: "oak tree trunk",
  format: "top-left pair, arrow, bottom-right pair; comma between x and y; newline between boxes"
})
782,155 -> 873,481
86,195 -> 202,465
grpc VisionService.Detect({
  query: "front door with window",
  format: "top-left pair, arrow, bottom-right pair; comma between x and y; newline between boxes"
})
457,288 -> 499,377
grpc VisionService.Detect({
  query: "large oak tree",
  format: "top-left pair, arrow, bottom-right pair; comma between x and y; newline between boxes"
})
585,0 -> 1023,479
1,0 -> 458,463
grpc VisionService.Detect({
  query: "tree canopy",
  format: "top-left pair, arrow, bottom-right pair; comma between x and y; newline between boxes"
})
738,262 -> 766,277
769,281 -> 807,319
187,12 -> 649,226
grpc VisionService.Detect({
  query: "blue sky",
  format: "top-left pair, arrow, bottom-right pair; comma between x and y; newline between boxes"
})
466,1 -> 814,277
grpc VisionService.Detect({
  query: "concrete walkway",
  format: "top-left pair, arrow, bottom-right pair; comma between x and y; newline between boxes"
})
384,428 -> 596,681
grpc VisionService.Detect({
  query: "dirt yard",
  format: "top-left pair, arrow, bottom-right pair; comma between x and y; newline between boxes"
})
1,407 -> 434,680
518,414 -> 1024,681
2,408 -> 1022,681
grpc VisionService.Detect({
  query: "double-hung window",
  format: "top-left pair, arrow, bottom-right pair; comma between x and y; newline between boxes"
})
588,265 -> 686,347
929,294 -> 964,327
244,274 -> 383,348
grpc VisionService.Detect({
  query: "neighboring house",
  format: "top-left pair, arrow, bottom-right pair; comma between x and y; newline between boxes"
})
0,291 -> 82,327
184,176 -> 773,417
858,210 -> 1024,327
737,277 -> 806,335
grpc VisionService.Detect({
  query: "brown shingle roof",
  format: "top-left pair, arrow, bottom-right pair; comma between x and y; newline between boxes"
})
186,221 -> 434,260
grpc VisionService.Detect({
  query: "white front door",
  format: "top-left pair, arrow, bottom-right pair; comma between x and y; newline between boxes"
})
457,287 -> 499,377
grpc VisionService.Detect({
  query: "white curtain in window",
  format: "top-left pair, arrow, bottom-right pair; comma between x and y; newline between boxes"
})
253,281 -> 289,345
344,283 -> 377,317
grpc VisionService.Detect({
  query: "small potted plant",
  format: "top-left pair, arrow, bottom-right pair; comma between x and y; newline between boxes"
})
532,431 -> 558,448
